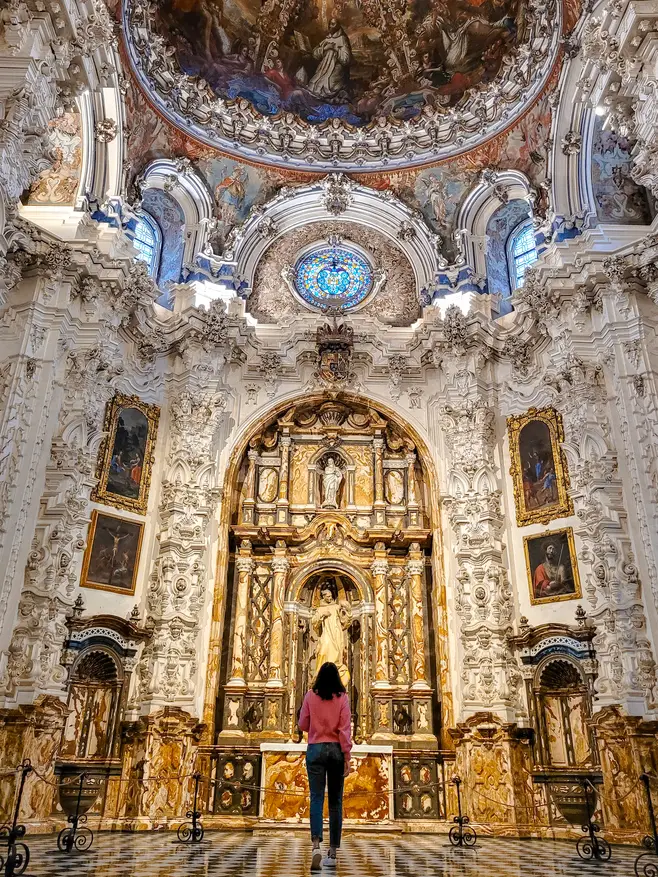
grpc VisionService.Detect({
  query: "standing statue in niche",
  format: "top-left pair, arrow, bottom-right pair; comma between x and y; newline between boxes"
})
321,456 -> 343,508
311,583 -> 352,686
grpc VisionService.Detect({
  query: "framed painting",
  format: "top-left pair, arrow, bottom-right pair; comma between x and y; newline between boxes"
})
507,407 -> 573,527
524,528 -> 582,606
80,510 -> 144,596
92,394 -> 160,514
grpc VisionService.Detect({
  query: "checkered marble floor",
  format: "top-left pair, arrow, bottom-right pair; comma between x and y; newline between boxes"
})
22,830 -> 644,876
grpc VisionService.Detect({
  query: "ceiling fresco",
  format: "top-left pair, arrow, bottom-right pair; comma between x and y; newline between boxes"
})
122,0 -> 562,170
155,0 -> 521,125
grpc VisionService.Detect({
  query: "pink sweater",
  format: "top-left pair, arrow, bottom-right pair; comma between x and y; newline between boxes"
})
298,690 -> 352,760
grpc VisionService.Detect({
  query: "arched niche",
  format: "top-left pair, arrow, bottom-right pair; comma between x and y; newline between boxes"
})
58,612 -> 151,765
60,648 -> 123,762
534,657 -> 596,770
208,392 -> 447,767
292,567 -> 370,738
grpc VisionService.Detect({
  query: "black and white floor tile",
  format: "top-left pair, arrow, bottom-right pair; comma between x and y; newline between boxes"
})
20,831 -> 644,876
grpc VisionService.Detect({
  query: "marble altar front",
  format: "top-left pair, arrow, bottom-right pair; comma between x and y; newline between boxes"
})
259,743 -> 393,823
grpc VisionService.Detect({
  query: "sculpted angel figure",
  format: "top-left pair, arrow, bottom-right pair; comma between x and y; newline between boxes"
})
311,583 -> 352,686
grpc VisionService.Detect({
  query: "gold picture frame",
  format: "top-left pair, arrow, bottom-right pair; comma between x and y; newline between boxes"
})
92,393 -> 160,514
507,406 -> 573,527
80,510 -> 144,596
524,527 -> 582,606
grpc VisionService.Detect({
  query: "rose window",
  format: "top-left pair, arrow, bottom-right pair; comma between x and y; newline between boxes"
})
294,244 -> 373,310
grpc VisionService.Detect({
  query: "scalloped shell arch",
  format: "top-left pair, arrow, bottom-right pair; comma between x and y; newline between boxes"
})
124,0 -> 562,171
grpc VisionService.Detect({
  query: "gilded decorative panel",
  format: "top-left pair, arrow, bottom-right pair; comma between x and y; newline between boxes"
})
394,757 -> 443,819
290,444 -> 316,505
213,753 -> 261,816
350,444 -> 374,507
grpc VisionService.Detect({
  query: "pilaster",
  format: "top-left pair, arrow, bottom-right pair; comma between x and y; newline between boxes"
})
135,357 -> 227,714
441,400 -> 519,722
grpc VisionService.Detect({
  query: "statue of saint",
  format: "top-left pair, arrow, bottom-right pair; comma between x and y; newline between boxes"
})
321,456 -> 343,508
311,583 -> 352,686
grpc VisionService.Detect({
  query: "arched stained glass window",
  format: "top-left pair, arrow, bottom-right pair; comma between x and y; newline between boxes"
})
294,243 -> 373,310
510,222 -> 538,288
133,213 -> 160,278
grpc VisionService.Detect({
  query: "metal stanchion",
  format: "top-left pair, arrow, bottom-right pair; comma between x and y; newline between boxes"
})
57,773 -> 94,853
177,773 -> 204,843
635,774 -> 658,877
448,776 -> 477,847
576,779 -> 611,862
0,760 -> 32,877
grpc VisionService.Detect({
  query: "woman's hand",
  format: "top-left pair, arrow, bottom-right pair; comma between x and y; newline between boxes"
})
343,759 -> 351,778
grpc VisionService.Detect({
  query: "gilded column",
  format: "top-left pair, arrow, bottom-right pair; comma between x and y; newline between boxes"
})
227,540 -> 253,688
276,432 -> 291,525
241,447 -> 258,524
373,435 -> 386,526
267,541 -> 289,688
371,545 -> 390,688
406,450 -> 420,527
407,543 -> 430,690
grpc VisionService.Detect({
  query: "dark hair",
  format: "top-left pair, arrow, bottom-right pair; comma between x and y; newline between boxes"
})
312,662 -> 346,701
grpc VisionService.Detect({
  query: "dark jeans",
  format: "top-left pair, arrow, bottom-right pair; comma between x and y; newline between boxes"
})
306,742 -> 345,848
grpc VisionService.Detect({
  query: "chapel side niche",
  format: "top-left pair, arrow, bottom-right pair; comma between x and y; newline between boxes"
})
213,398 -> 441,757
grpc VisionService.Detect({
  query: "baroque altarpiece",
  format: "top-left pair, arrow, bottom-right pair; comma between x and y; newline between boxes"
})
212,398 -> 443,820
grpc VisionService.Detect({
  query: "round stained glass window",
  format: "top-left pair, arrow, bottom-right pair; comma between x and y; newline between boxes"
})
294,245 -> 373,310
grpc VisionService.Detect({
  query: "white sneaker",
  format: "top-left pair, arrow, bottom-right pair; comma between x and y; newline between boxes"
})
322,855 -> 337,869
311,849 -> 322,871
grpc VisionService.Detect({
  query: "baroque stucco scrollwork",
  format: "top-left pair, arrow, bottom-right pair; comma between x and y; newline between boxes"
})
249,222 -> 419,327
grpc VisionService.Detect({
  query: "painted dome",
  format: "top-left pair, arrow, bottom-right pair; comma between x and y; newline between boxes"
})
294,244 -> 374,309
123,0 -> 562,171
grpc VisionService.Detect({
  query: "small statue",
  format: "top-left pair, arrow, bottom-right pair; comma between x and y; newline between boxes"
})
321,456 -> 343,508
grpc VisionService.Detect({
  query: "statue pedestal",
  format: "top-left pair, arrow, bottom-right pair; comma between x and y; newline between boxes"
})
259,743 -> 393,823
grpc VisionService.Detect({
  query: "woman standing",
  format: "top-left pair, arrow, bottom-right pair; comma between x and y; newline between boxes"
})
298,661 -> 352,871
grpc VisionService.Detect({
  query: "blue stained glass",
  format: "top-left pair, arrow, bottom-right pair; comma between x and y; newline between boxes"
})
294,245 -> 373,309
512,224 -> 538,287
133,214 -> 158,276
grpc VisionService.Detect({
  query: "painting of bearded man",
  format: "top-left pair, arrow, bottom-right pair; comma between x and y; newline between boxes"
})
524,529 -> 581,605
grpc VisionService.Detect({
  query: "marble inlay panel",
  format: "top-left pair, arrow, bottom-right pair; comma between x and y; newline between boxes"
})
261,752 -> 391,822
